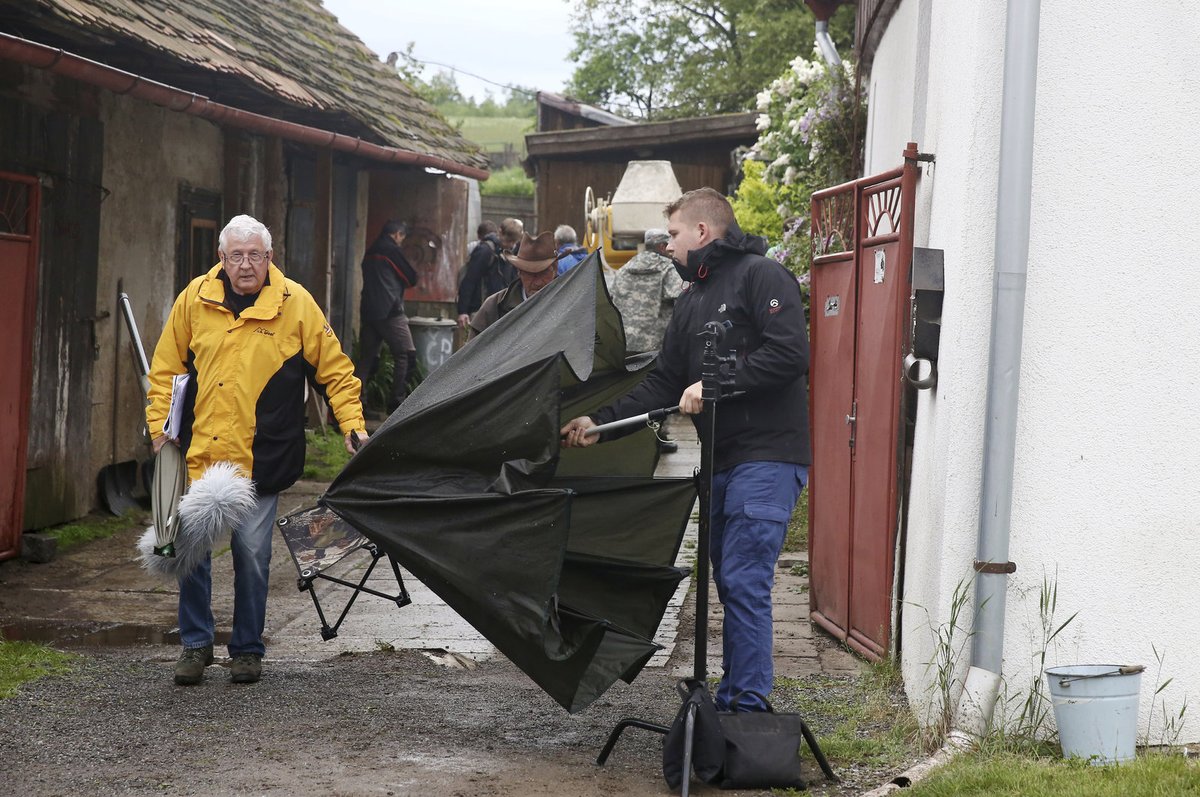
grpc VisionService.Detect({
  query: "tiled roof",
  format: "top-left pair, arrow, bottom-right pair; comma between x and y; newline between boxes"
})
8,0 -> 486,171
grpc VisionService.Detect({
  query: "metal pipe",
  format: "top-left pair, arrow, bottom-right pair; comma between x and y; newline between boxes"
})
815,20 -> 842,67
971,0 -> 1042,675
0,32 -> 490,181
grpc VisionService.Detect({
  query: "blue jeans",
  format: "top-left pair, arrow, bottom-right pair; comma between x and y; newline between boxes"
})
710,461 -> 808,711
178,493 -> 278,657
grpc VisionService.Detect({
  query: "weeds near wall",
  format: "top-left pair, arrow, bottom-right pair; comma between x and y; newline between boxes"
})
919,576 -> 977,749
1144,645 -> 1190,751
1013,573 -> 1077,740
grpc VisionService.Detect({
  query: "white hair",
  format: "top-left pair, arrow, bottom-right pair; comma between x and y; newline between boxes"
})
219,214 -> 272,252
554,224 -> 577,246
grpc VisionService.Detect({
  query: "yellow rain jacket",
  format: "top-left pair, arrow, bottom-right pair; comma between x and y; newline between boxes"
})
146,263 -> 364,494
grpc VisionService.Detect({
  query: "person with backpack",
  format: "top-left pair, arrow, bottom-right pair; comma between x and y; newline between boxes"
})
456,219 -> 518,329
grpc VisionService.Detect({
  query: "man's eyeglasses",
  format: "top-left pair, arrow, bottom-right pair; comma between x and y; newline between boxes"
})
224,251 -> 268,266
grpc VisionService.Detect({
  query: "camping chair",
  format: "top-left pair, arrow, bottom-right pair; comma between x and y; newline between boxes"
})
277,505 -> 411,640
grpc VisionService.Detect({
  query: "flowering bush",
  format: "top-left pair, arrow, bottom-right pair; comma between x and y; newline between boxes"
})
734,51 -> 865,285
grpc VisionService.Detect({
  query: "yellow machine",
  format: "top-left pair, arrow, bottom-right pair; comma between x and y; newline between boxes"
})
583,161 -> 683,270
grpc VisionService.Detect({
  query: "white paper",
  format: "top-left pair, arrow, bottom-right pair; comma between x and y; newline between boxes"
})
162,373 -> 190,441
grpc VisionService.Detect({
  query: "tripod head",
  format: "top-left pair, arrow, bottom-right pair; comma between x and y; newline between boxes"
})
699,321 -> 738,403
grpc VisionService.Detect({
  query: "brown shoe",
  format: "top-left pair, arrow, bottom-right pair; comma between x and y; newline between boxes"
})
174,645 -> 214,686
230,653 -> 263,684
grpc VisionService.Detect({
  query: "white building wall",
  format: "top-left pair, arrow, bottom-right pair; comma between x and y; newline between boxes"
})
867,0 -> 1199,741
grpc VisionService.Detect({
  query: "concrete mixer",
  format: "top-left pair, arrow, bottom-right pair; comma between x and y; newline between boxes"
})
583,160 -> 683,269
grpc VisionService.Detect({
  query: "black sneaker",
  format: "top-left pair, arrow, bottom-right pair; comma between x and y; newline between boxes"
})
174,645 -> 214,686
657,439 -> 679,454
230,653 -> 263,684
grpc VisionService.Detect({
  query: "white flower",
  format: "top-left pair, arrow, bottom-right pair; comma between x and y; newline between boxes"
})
756,89 -> 772,111
771,153 -> 791,168
783,166 -> 798,185
756,113 -> 771,131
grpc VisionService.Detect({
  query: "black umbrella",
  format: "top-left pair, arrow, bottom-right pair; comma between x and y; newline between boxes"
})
322,255 -> 697,713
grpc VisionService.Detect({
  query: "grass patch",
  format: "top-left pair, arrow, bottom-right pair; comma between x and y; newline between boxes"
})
43,509 -> 146,552
480,165 -> 534,197
452,116 -> 533,153
303,428 -> 351,482
773,658 -> 920,775
907,750 -> 1200,796
783,489 -> 809,553
0,638 -> 76,698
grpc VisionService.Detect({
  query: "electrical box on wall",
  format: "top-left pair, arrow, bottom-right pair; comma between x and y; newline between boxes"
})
905,247 -> 944,389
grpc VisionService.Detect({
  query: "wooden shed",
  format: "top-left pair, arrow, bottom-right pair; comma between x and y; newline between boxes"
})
525,95 -> 758,237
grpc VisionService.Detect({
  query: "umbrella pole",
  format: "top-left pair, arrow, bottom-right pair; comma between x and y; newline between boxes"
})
596,323 -> 730,795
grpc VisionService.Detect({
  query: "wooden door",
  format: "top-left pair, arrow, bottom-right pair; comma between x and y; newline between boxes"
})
0,174 -> 39,560
808,145 -> 919,659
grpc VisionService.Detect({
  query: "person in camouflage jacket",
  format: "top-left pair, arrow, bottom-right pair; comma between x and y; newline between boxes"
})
609,228 -> 684,354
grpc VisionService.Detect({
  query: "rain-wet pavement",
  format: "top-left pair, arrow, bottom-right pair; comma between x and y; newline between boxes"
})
0,415 -> 860,679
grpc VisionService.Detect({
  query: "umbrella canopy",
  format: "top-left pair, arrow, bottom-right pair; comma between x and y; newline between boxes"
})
323,255 -> 696,713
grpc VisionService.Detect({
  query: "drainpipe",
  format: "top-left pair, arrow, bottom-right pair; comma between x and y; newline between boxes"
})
815,20 -> 842,67
952,0 -> 1042,743
0,32 -> 490,181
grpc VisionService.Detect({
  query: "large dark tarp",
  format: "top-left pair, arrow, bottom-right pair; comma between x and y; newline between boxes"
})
323,255 -> 696,713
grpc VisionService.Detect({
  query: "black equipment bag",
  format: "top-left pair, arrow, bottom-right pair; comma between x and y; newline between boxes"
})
662,679 -> 725,789
716,691 -> 806,790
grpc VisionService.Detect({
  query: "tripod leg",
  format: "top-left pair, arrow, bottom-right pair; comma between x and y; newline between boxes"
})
800,718 -> 838,782
595,718 -> 669,765
681,702 -> 696,797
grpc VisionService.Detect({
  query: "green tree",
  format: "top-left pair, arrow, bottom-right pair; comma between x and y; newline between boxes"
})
567,0 -> 853,120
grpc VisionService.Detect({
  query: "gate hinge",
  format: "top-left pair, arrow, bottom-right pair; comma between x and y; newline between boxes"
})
912,151 -> 935,163
973,560 -> 1016,574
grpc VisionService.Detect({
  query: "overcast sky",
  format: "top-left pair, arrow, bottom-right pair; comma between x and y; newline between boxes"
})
321,0 -> 578,101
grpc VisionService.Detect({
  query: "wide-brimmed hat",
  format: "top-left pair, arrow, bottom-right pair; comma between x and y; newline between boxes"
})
504,231 -> 558,273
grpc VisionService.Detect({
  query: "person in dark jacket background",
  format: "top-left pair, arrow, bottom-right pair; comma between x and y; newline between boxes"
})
355,220 -> 418,413
561,187 -> 811,713
456,219 -> 519,329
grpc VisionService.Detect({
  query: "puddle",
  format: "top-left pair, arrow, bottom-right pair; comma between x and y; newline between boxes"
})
1,619 -> 231,648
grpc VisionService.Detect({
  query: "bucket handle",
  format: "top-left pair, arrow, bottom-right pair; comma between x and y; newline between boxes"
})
1057,664 -> 1144,687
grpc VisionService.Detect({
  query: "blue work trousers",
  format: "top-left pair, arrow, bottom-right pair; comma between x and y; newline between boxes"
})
178,493 -> 278,657
710,461 -> 808,711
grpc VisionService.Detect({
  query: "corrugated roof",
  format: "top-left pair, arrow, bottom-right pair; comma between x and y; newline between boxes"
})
9,0 -> 486,171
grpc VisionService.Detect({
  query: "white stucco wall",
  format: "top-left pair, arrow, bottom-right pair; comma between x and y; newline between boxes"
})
89,95 -> 223,480
869,0 -> 1200,741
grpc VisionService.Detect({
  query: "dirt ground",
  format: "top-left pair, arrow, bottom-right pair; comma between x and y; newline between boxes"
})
0,644 -> 904,796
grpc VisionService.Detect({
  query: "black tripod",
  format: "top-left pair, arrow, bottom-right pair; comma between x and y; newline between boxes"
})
595,322 -> 835,794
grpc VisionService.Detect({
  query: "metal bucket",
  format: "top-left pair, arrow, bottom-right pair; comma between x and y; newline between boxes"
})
1045,665 -> 1143,764
408,317 -> 457,375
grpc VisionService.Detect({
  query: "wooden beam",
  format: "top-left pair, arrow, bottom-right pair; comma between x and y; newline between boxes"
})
313,149 -> 333,314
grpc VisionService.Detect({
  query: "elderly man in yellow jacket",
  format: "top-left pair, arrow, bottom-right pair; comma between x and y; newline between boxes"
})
146,214 -> 367,686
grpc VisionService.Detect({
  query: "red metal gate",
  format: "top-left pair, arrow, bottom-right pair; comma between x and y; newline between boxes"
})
0,172 -> 40,560
808,144 -> 919,660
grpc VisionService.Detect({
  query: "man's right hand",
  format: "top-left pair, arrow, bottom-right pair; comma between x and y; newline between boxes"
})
152,435 -> 176,454
560,416 -> 598,448
457,313 -> 471,330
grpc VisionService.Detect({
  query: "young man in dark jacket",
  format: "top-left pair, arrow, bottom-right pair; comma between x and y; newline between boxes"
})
355,220 -> 418,413
561,187 -> 811,712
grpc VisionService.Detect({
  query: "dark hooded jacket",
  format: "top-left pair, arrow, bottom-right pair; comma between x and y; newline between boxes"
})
457,233 -> 513,315
360,234 -> 418,323
592,225 -> 811,472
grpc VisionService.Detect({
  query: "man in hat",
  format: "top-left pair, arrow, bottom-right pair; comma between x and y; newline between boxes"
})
468,230 -> 559,335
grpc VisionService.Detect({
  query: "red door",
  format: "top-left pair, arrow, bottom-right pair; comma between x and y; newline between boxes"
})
808,146 -> 919,660
0,173 -> 40,560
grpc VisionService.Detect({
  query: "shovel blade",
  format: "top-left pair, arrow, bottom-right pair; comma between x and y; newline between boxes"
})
98,461 -> 141,516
